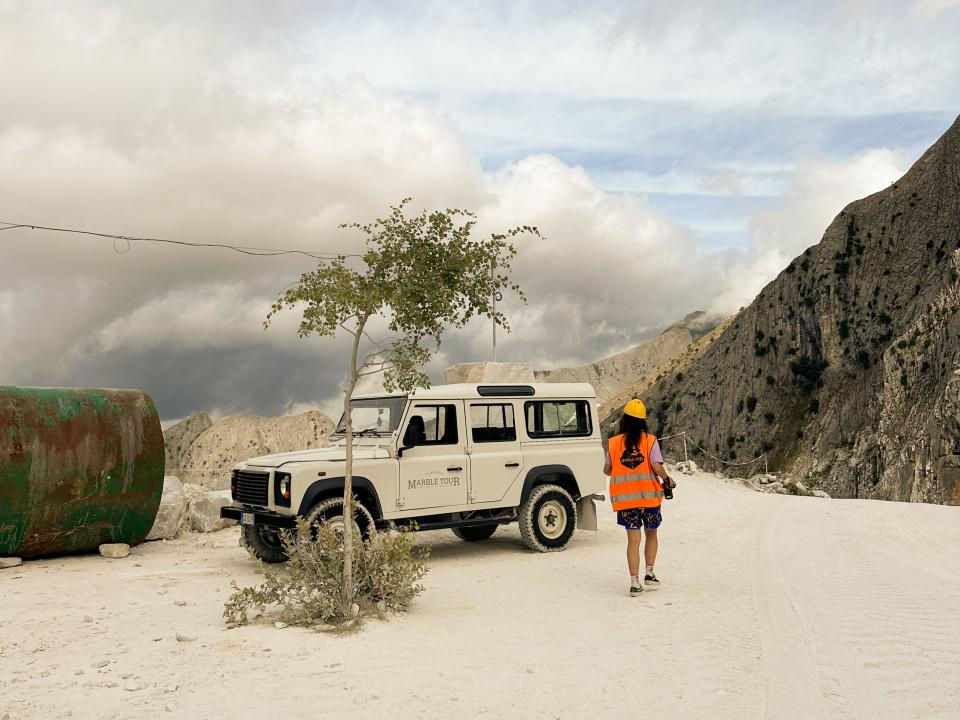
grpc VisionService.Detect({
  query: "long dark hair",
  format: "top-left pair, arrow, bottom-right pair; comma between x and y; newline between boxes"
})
619,414 -> 649,453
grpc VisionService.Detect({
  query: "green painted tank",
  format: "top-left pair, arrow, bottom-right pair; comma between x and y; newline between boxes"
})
0,387 -> 165,559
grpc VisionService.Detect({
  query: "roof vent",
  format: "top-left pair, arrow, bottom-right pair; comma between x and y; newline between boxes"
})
477,385 -> 535,397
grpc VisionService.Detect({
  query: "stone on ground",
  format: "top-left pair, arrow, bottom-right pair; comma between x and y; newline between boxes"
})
99,543 -> 130,559
0,556 -> 23,569
186,489 -> 235,533
146,475 -> 187,541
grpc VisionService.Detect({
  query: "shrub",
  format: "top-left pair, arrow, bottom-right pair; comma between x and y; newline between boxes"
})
746,395 -> 758,413
764,411 -> 775,425
790,356 -> 828,395
224,518 -> 429,628
856,350 -> 871,369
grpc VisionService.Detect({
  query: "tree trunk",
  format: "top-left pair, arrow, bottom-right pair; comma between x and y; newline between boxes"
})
340,322 -> 365,609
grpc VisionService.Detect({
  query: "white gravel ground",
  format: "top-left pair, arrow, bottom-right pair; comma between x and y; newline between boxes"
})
2,467 -> 959,720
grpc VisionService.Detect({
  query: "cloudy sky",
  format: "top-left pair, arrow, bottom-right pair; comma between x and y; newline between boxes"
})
2,0 -> 959,422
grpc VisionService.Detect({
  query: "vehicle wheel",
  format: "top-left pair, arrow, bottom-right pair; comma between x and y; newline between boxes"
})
452,524 -> 498,542
242,524 -> 289,564
302,496 -> 375,542
519,484 -> 577,552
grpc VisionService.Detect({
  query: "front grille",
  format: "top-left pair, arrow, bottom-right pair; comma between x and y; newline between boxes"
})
234,470 -> 269,506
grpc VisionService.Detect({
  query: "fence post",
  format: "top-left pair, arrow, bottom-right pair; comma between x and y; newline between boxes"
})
764,454 -> 769,475
682,432 -> 689,464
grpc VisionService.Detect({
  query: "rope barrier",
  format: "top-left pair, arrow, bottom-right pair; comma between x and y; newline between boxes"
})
657,431 -> 769,474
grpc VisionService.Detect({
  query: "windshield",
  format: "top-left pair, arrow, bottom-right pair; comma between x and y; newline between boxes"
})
335,396 -> 408,435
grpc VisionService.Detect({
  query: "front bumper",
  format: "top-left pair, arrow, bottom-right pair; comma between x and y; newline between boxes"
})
220,505 -> 298,529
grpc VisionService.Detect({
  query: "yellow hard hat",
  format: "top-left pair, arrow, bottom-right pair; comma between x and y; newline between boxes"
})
623,399 -> 646,419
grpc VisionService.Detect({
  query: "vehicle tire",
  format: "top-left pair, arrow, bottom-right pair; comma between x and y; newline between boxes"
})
302,496 -> 375,542
518,484 -> 577,552
242,524 -> 289,564
451,524 -> 498,542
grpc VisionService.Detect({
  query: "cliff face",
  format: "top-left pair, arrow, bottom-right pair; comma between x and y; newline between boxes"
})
611,115 -> 960,505
535,313 -> 723,404
163,410 -> 334,489
163,411 -> 212,474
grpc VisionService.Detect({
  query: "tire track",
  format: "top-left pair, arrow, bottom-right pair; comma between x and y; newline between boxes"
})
771,499 -> 960,719
750,501 -> 829,720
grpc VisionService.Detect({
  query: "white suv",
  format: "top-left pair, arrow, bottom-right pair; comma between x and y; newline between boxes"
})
221,383 -> 605,561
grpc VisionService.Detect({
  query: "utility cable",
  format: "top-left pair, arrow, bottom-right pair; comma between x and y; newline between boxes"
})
0,220 -> 363,259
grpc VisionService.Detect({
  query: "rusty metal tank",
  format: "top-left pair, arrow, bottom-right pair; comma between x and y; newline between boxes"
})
0,387 -> 164,559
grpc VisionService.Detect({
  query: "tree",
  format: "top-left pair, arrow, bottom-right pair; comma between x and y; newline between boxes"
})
265,199 -> 538,606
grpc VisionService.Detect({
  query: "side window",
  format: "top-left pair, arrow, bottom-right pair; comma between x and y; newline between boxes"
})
524,401 -> 592,438
469,404 -> 517,443
403,404 -> 459,446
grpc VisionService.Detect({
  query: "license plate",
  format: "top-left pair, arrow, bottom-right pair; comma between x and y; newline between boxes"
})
240,512 -> 255,526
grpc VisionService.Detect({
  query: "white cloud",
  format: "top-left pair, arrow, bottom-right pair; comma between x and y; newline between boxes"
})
0,7 -> 724,417
709,147 -> 909,312
295,1 -> 960,115
0,1 -> 953,420
914,0 -> 960,16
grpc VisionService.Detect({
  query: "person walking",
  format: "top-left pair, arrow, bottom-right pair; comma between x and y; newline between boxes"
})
603,399 -> 676,596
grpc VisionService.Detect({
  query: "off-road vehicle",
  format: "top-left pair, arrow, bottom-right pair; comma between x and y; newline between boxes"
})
220,383 -> 605,562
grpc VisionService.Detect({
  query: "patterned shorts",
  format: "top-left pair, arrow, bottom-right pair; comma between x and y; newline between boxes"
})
616,506 -> 662,530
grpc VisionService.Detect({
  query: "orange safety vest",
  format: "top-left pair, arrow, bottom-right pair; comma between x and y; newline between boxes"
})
607,432 -> 663,510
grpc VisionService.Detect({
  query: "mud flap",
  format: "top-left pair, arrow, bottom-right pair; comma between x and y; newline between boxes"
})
576,495 -> 599,531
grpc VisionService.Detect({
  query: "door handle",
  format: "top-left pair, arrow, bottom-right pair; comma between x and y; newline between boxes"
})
447,466 -> 463,472
505,462 -> 520,468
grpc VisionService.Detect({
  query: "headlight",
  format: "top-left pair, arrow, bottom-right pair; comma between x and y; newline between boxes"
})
274,471 -> 292,507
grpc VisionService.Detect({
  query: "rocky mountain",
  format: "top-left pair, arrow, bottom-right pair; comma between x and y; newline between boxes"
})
601,316 -> 734,417
535,311 -> 724,403
163,410 -> 335,489
163,411 -> 212,474
609,116 -> 960,505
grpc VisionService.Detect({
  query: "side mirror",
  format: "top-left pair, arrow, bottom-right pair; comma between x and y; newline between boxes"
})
397,435 -> 417,458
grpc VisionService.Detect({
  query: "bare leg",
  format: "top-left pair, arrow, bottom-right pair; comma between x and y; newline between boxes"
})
644,528 -> 658,568
626,530 -> 642,577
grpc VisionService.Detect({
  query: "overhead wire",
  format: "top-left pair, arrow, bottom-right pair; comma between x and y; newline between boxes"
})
0,220 -> 363,259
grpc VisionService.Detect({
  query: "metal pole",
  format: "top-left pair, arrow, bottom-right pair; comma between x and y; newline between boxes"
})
764,454 -> 769,475
491,265 -> 497,362
682,432 -> 689,464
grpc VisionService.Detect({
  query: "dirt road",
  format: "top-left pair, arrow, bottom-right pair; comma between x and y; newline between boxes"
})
2,469 -> 958,719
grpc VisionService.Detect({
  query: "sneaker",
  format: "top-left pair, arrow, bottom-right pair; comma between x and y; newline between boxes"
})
644,573 -> 660,586
629,584 -> 644,596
